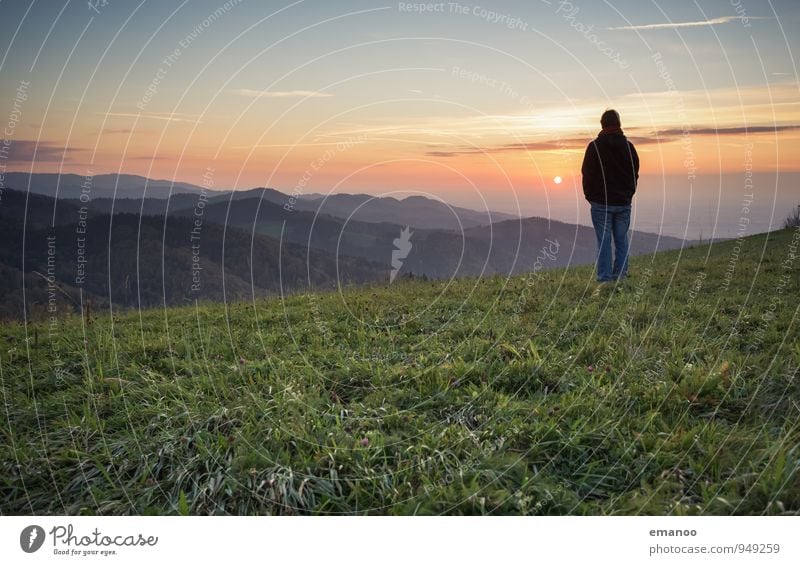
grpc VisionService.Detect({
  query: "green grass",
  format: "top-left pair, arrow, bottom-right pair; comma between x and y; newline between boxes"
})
1,228 -> 798,515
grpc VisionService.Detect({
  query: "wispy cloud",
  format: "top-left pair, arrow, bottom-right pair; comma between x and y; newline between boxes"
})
657,125 -> 800,136
607,15 -> 767,31
3,140 -> 81,163
231,141 -> 366,149
128,154 -> 169,161
426,136 -> 656,157
314,82 -> 799,158
425,124 -> 800,157
102,111 -> 202,124
231,89 -> 333,98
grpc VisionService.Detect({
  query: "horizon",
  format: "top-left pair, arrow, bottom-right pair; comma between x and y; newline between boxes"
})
3,168 -> 795,239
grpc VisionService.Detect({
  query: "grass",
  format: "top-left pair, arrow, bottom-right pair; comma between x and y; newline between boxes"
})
1,227 -> 798,515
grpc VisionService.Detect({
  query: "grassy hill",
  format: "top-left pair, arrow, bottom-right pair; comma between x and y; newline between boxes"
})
1,227 -> 797,515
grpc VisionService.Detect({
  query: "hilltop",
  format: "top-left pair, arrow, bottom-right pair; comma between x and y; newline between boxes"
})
0,227 -> 797,515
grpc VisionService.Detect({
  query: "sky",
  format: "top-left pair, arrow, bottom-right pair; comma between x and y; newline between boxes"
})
0,0 -> 798,236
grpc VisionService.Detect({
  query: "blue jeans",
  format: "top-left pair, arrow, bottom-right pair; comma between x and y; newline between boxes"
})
590,202 -> 631,281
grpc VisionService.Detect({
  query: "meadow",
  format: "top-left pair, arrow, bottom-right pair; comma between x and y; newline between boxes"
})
1,227 -> 798,515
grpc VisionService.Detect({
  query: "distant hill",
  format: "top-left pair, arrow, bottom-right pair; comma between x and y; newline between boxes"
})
0,178 -> 690,319
295,191 -> 518,229
169,195 -> 687,279
65,193 -> 210,216
171,195 -> 408,264
173,186 -> 518,230
2,172 -> 216,200
7,173 -> 516,230
0,189 -> 385,318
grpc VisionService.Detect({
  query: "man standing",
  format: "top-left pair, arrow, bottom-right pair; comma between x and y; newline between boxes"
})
581,109 -> 640,282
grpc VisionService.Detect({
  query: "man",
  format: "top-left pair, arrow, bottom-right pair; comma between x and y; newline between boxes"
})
581,109 -> 640,282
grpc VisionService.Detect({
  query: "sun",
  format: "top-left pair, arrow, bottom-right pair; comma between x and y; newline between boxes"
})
553,176 -> 562,184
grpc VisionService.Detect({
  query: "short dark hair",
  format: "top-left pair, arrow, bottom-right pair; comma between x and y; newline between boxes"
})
601,109 -> 620,128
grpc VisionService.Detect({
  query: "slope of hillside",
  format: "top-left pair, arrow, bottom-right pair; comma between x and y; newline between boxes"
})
7,173 -> 516,229
0,189 -> 387,316
170,195 -> 687,278
1,227 -> 797,515
3,172 -> 213,200
294,191 -> 518,229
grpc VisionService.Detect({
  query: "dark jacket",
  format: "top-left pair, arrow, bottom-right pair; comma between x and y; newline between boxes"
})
581,131 -> 639,206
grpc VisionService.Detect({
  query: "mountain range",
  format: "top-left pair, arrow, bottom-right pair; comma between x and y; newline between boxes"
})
0,173 -> 689,319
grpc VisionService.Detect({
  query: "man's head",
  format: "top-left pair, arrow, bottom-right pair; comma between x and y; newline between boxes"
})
600,109 -> 621,129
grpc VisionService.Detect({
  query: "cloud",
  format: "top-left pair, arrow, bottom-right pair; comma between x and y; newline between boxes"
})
626,136 -> 664,146
318,82 -> 799,159
427,140 -> 584,156
100,127 -> 135,134
2,140 -> 81,163
607,16 -> 767,31
231,141 -> 366,149
426,136 -> 664,157
655,125 -> 800,136
426,150 -> 463,157
127,154 -> 169,161
102,111 -> 202,124
424,125 -> 800,157
231,89 -> 333,98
